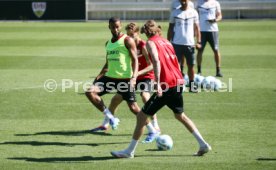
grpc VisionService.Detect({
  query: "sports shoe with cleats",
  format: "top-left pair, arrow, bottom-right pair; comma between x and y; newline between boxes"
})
194,143 -> 212,156
142,132 -> 159,144
109,117 -> 120,130
110,150 -> 134,158
91,125 -> 108,132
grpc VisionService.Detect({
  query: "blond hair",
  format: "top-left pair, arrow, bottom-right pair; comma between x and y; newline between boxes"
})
141,20 -> 159,37
125,22 -> 140,33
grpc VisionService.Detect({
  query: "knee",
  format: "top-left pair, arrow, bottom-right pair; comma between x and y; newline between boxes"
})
137,111 -> 149,125
174,113 -> 185,121
174,113 -> 181,121
213,49 -> 220,54
129,104 -> 140,115
85,91 -> 91,97
85,90 -> 96,99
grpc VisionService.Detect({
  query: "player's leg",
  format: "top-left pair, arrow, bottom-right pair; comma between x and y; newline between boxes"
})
184,46 -> 197,93
139,79 -> 160,132
209,31 -> 223,77
172,44 -> 185,76
139,91 -> 160,143
91,93 -> 123,132
109,93 -> 123,115
111,92 -> 166,158
214,50 -> 222,77
196,32 -> 207,75
85,85 -> 105,112
140,91 -> 150,104
126,99 -> 158,144
110,110 -> 148,158
166,87 -> 211,156
181,55 -> 186,76
137,80 -> 160,142
86,76 -> 118,131
174,113 -> 211,156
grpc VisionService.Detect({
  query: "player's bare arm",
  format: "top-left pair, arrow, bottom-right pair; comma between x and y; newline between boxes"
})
194,23 -> 201,50
208,11 -> 222,23
167,23 -> 175,41
146,40 -> 162,97
216,11 -> 222,22
125,37 -> 138,86
97,63 -> 108,80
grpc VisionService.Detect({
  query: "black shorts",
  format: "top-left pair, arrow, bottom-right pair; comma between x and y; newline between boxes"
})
142,86 -> 184,116
136,78 -> 153,93
93,76 -> 136,102
200,31 -> 219,51
172,44 -> 195,66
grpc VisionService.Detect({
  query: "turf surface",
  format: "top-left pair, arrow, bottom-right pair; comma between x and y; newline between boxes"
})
0,20 -> 275,170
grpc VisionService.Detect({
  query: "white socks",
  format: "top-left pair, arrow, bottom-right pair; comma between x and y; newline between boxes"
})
125,139 -> 138,154
192,129 -> 208,148
103,108 -> 114,121
146,122 -> 157,133
151,119 -> 160,130
102,115 -> 109,127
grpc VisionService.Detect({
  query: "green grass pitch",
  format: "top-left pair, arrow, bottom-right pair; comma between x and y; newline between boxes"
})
0,20 -> 275,170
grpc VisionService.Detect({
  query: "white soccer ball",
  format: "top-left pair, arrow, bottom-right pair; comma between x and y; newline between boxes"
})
194,74 -> 205,87
156,134 -> 173,151
202,76 -> 216,90
214,78 -> 222,91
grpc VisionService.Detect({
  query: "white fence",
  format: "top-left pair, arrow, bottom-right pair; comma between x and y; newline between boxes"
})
86,0 -> 276,20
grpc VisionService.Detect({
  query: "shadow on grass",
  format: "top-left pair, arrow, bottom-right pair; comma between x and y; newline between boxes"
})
15,130 -> 132,137
8,156 -> 117,162
142,149 -> 197,157
256,157 -> 276,161
136,154 -> 193,158
8,154 -> 199,163
0,141 -> 129,147
15,130 -> 112,137
145,149 -> 163,152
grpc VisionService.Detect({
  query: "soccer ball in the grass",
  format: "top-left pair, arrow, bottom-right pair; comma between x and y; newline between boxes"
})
202,76 -> 216,90
194,74 -> 205,87
214,78 -> 222,91
156,135 -> 173,151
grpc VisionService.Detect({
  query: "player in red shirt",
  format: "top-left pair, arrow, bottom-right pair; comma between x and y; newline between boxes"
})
111,20 -> 211,158
91,22 -> 161,143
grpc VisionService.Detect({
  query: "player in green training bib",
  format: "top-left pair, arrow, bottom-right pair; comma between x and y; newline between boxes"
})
85,17 -> 140,130
105,34 -> 133,78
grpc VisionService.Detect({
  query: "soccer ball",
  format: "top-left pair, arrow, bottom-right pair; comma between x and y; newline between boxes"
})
214,78 -> 222,91
202,76 -> 216,90
156,134 -> 173,151
194,74 -> 205,87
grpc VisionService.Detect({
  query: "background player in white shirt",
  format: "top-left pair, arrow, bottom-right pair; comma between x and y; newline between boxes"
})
168,0 -> 201,92
168,0 -> 195,76
196,0 -> 223,77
